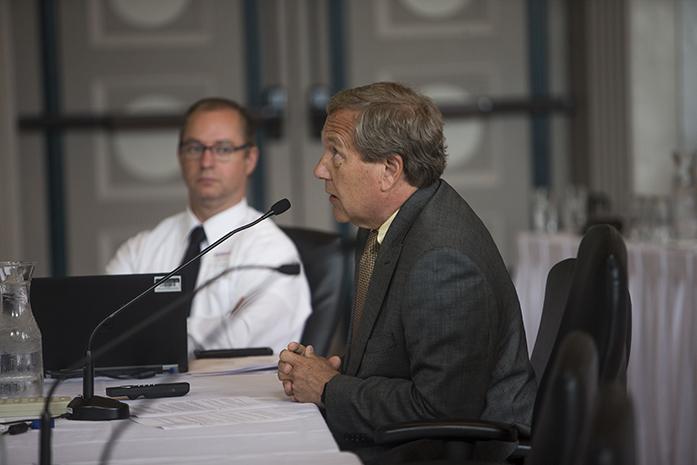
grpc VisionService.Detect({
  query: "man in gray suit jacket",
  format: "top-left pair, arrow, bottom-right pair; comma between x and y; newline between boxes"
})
278,82 -> 535,461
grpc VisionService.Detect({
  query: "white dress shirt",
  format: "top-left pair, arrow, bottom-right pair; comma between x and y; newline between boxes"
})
106,199 -> 312,354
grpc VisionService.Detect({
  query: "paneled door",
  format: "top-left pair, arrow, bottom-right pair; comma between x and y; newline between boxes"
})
11,0 -> 560,275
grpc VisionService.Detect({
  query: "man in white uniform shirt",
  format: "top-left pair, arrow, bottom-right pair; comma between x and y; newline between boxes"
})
107,98 -> 312,354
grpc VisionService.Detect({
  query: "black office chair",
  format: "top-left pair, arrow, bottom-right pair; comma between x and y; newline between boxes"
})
581,382 -> 636,465
375,224 -> 632,461
528,224 -> 632,457
526,331 -> 599,465
552,224 -> 631,387
373,256 -> 577,460
530,258 -> 576,382
281,226 -> 354,356
375,332 -> 600,465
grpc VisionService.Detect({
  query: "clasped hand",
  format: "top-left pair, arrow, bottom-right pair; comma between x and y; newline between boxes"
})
277,341 -> 341,405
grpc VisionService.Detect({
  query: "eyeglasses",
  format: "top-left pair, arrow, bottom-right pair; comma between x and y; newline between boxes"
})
178,141 -> 252,162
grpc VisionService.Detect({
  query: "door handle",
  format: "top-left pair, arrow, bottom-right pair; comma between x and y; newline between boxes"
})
258,85 -> 287,139
308,84 -> 329,139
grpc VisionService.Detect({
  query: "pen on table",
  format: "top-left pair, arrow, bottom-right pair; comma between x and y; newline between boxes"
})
0,417 -> 56,435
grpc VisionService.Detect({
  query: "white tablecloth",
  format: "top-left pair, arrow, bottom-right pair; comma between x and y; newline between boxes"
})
514,232 -> 697,465
2,356 -> 362,465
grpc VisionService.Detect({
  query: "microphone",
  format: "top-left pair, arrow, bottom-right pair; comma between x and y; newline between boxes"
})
277,263 -> 301,275
64,199 -> 292,423
39,261 -> 300,464
269,198 -> 291,216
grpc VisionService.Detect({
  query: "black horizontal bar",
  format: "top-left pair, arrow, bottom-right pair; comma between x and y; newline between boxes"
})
437,96 -> 573,118
308,95 -> 572,120
307,95 -> 572,138
18,107 -> 283,132
19,96 -> 571,134
19,113 -> 184,131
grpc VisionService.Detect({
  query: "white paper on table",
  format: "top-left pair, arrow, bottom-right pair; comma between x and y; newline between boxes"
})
134,405 -> 313,429
188,356 -> 278,377
188,363 -> 278,377
129,396 -> 267,417
128,396 -> 316,429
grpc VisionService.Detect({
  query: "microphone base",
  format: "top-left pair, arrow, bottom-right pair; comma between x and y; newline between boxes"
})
66,395 -> 130,421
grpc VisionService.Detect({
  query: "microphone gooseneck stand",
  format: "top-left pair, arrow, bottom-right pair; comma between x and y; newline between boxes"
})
39,262 -> 300,464
67,198 -> 290,422
39,199 -> 293,465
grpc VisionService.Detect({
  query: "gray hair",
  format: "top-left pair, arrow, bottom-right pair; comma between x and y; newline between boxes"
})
327,82 -> 447,187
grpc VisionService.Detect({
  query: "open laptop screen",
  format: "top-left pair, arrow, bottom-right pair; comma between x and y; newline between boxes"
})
30,273 -> 189,374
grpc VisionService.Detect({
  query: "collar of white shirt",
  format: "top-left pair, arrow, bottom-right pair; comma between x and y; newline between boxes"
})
184,199 -> 250,247
376,208 -> 399,245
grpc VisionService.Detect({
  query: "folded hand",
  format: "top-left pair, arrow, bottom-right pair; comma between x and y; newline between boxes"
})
278,342 -> 341,405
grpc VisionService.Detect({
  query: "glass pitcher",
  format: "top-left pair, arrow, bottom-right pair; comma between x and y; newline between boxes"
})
0,261 -> 44,398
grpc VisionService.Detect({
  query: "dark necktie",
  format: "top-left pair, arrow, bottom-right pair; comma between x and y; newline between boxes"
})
351,230 -> 379,342
180,225 -> 206,316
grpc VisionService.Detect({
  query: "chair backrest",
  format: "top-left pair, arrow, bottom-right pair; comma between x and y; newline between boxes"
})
581,382 -> 636,465
531,257 -> 576,382
531,224 -> 631,428
530,257 -> 576,423
281,226 -> 353,356
526,331 -> 598,465
558,224 -> 631,385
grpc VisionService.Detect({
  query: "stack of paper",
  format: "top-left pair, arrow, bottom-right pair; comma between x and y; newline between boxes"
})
188,355 -> 278,377
129,396 -> 315,429
0,396 -> 71,420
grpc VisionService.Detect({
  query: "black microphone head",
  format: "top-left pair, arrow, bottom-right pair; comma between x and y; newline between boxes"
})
269,198 -> 291,216
277,263 -> 301,275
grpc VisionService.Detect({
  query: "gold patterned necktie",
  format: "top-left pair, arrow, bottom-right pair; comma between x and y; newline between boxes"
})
351,229 -> 380,342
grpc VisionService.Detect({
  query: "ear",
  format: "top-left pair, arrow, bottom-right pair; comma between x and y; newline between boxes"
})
244,146 -> 259,176
380,154 -> 404,191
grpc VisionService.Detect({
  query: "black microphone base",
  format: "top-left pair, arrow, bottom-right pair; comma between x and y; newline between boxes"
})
66,395 -> 130,421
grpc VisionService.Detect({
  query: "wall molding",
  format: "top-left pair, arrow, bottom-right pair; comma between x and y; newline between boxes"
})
0,0 -> 22,259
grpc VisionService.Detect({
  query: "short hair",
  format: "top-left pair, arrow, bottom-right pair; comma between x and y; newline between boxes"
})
326,82 -> 447,187
179,97 -> 257,144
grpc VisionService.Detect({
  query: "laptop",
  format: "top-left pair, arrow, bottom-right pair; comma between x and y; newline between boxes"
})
30,273 -> 189,375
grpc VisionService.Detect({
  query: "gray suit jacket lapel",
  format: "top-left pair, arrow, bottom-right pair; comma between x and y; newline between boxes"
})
345,181 -> 440,375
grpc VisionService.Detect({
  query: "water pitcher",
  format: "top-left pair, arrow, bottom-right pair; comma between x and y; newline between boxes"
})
0,261 -> 44,397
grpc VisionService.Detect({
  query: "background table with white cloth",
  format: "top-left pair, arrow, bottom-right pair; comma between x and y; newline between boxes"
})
2,356 -> 361,465
514,232 -> 697,465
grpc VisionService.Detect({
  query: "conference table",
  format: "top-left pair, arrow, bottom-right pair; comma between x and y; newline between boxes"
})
2,356 -> 362,465
514,231 -> 697,465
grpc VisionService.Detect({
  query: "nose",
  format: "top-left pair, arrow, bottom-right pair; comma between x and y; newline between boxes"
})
199,147 -> 216,168
314,154 -> 330,180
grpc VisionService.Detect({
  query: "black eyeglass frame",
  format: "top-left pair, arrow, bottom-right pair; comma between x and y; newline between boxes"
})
178,141 -> 253,161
